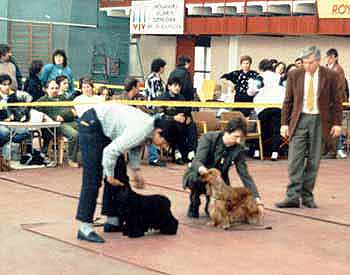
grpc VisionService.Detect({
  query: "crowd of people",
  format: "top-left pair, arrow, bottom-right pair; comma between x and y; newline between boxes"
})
1,43 -> 349,164
0,43 -> 348,243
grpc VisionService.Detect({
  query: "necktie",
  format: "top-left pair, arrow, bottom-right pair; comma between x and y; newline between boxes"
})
306,75 -> 314,112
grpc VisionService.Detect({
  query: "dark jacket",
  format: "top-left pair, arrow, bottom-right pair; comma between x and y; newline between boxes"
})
281,66 -> 343,142
37,95 -> 75,122
168,66 -> 194,101
157,91 -> 191,120
183,131 -> 260,198
24,74 -> 44,101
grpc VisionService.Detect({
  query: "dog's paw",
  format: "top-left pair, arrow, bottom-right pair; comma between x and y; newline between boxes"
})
206,221 -> 215,227
221,224 -> 231,230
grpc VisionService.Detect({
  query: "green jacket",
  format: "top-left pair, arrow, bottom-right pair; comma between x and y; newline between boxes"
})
37,95 -> 75,122
183,131 -> 260,198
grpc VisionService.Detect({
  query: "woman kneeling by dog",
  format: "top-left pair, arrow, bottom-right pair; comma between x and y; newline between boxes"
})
183,117 -> 264,219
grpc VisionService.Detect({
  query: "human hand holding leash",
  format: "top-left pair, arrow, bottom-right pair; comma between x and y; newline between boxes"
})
330,125 -> 342,138
198,166 -> 208,176
106,176 -> 124,186
280,125 -> 289,139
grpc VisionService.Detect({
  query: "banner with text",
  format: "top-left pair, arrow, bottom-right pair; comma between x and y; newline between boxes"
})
130,0 -> 184,35
318,0 -> 350,18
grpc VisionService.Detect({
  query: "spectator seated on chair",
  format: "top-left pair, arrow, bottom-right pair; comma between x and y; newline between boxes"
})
97,86 -> 112,101
73,77 -> 103,118
56,75 -> 81,101
0,74 -> 32,148
156,77 -> 197,165
36,79 -> 79,168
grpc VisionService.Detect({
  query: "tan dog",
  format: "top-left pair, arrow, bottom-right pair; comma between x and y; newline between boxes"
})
201,168 -> 261,229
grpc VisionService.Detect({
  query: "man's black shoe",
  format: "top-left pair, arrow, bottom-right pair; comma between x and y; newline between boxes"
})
103,223 -> 122,233
275,198 -> 300,208
77,230 -> 105,243
302,200 -> 318,208
322,153 -> 336,159
149,159 -> 166,167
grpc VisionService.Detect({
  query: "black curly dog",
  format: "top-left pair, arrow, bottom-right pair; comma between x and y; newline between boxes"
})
107,156 -> 178,238
113,183 -> 179,238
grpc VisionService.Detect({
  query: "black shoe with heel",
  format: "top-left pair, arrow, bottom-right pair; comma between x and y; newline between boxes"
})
103,223 -> 122,233
77,230 -> 105,243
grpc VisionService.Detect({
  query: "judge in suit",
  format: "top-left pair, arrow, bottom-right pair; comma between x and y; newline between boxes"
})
276,46 -> 343,209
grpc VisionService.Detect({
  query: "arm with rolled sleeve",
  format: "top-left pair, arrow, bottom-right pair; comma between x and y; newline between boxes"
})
234,152 -> 260,198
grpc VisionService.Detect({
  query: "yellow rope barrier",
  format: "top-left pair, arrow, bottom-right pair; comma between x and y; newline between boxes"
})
0,99 -> 348,108
0,100 -> 283,108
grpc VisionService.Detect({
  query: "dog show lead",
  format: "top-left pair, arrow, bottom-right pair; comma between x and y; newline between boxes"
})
76,103 -> 180,243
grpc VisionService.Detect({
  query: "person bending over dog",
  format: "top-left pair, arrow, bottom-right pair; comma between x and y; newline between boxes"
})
76,104 -> 181,243
183,117 -> 264,219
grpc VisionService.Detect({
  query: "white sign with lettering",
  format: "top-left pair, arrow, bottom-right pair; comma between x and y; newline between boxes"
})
130,0 -> 185,35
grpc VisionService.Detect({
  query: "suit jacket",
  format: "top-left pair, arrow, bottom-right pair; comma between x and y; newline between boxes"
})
182,131 -> 260,198
331,63 -> 347,102
281,66 -> 343,142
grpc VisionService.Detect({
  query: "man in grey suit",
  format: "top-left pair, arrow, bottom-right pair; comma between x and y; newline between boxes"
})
276,46 -> 343,208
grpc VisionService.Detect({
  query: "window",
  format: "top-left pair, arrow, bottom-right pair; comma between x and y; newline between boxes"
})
193,37 -> 211,90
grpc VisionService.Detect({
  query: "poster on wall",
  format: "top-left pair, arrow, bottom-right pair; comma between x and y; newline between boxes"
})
130,0 -> 185,35
318,0 -> 350,19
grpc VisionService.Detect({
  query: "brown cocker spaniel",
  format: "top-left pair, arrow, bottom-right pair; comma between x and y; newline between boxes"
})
201,168 -> 261,229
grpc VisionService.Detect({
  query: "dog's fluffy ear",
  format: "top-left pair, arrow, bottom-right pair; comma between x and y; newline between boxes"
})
200,168 -> 221,183
200,171 -> 210,182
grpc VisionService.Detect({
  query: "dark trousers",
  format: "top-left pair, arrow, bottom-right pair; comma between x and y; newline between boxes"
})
258,108 -> 281,152
175,122 -> 198,161
286,114 -> 322,202
76,109 -> 129,223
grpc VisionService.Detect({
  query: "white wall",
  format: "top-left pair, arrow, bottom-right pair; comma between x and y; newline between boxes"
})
238,35 -> 350,76
210,36 -> 230,82
138,35 -> 177,81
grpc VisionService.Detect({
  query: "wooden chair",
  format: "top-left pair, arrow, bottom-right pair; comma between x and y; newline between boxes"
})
191,111 -> 219,137
48,136 -> 68,166
219,111 -> 264,160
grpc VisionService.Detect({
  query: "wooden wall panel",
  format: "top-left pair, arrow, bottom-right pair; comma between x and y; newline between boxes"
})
176,36 -> 195,77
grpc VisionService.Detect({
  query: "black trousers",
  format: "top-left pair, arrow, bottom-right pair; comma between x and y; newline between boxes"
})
258,108 -> 281,152
186,177 -> 209,211
173,121 -> 197,161
76,109 -> 129,223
